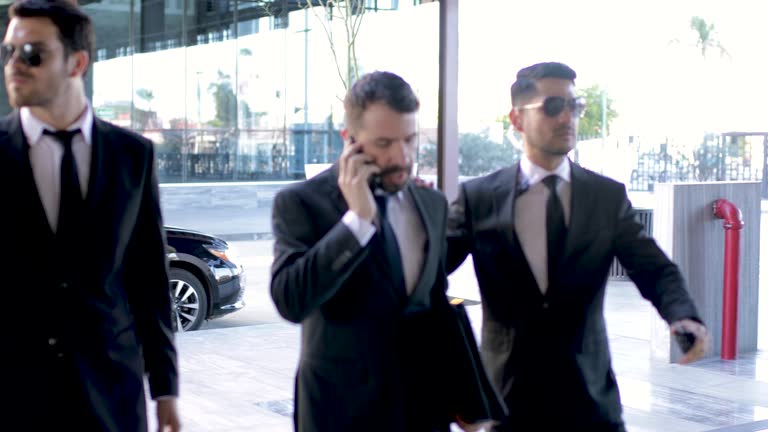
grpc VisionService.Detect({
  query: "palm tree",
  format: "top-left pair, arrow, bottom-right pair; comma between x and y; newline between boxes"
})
136,88 -> 154,112
689,16 -> 728,58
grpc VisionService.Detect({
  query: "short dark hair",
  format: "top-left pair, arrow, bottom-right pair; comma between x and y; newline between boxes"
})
510,62 -> 576,106
344,71 -> 420,132
9,0 -> 94,74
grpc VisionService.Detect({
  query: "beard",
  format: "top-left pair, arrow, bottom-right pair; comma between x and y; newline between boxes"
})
542,126 -> 576,155
377,163 -> 412,193
6,81 -> 50,108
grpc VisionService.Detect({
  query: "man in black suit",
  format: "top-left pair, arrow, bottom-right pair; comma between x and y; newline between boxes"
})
446,62 -> 710,431
271,71 -> 488,432
0,1 -> 179,430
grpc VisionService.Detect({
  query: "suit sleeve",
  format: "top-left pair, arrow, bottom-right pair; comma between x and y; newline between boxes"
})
613,187 -> 702,324
124,141 -> 178,399
270,188 -> 370,323
446,183 -> 473,274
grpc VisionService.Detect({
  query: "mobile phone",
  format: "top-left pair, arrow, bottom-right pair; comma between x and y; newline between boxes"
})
675,331 -> 697,354
352,137 -> 382,189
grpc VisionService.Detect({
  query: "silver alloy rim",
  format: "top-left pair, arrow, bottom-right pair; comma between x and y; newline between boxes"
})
172,279 -> 200,331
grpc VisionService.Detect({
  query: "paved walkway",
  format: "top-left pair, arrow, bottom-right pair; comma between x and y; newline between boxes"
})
155,279 -> 768,432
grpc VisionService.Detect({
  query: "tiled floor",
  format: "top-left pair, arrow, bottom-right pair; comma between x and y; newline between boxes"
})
158,276 -> 768,432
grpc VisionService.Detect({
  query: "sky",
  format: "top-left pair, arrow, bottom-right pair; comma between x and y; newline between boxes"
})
93,0 -> 768,136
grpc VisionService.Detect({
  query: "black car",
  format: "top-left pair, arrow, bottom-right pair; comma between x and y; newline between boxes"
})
165,226 -> 246,331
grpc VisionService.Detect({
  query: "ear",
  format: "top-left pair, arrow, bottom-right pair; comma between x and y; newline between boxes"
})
68,50 -> 89,78
509,108 -> 524,132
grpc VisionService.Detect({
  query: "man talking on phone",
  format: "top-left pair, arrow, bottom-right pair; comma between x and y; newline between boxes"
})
271,71 -> 488,432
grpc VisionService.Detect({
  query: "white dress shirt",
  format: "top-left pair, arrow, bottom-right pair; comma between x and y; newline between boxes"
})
342,189 -> 426,295
22,106 -> 94,232
514,156 -> 572,294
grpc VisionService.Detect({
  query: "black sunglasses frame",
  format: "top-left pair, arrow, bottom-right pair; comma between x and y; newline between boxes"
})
519,96 -> 586,118
1,43 -> 44,68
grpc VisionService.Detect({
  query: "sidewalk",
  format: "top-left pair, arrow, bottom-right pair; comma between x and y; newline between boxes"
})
159,279 -> 768,432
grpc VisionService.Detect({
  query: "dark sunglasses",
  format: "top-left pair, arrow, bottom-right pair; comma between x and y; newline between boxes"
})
1,43 -> 44,67
519,96 -> 586,118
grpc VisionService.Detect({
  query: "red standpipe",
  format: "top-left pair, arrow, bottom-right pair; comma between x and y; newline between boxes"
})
712,199 -> 744,360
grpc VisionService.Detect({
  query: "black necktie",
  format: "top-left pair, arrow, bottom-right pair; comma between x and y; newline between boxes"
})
44,129 -> 83,238
374,194 -> 406,297
543,175 -> 567,286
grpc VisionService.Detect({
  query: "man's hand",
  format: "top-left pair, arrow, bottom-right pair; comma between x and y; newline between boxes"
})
455,417 -> 495,432
412,176 -> 434,189
156,398 -> 181,432
671,319 -> 710,364
338,140 -> 380,222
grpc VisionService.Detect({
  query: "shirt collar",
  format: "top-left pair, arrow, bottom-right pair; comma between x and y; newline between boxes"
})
519,155 -> 571,188
374,188 -> 405,202
21,104 -> 94,147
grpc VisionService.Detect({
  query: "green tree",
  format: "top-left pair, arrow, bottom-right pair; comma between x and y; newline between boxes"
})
207,70 -> 237,128
577,85 -> 617,137
458,132 -> 521,177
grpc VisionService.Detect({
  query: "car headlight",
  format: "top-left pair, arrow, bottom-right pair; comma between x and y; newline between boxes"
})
205,243 -> 241,269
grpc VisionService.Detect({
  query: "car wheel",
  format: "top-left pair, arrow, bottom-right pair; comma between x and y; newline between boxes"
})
169,268 -> 208,332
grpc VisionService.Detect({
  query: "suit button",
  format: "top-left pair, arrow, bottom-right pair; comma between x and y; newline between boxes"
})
56,353 -> 64,358
48,338 -> 57,346
542,302 -> 549,309
60,282 -> 69,289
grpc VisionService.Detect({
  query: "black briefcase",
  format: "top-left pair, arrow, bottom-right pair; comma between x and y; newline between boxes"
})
439,301 -> 508,424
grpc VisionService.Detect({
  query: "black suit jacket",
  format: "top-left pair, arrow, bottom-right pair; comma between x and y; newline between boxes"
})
271,165 -> 453,432
447,161 -> 701,431
0,112 -> 178,431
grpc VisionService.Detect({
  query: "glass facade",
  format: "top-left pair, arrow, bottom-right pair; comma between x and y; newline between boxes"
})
0,0 -> 438,183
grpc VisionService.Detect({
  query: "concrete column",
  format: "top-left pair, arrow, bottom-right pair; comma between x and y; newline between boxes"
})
651,182 -> 761,362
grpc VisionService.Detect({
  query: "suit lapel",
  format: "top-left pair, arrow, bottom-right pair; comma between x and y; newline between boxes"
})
84,118 -> 107,211
563,162 -> 593,260
494,163 -> 520,253
8,112 -> 55,238
403,182 -> 436,303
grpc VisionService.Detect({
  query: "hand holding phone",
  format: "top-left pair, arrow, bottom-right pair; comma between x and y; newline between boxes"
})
674,331 -> 696,354
670,319 -> 710,364
338,138 -> 380,222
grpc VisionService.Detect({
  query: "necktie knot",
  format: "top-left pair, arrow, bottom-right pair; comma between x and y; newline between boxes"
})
542,174 -> 559,192
44,129 -> 80,150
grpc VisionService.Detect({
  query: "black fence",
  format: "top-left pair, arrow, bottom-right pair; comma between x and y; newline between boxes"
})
626,133 -> 768,197
609,208 -> 654,280
151,126 -> 343,183
150,129 -> 768,197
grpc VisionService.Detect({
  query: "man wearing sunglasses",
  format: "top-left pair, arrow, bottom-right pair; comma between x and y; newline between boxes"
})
0,1 -> 179,431
446,62 -> 710,431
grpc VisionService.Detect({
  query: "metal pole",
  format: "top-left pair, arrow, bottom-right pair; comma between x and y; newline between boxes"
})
437,0 -> 459,201
182,0 -> 188,183
713,198 -> 744,360
304,8 -> 310,166
233,0 -> 239,180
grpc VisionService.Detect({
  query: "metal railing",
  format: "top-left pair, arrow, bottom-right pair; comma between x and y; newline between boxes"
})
609,208 -> 654,280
